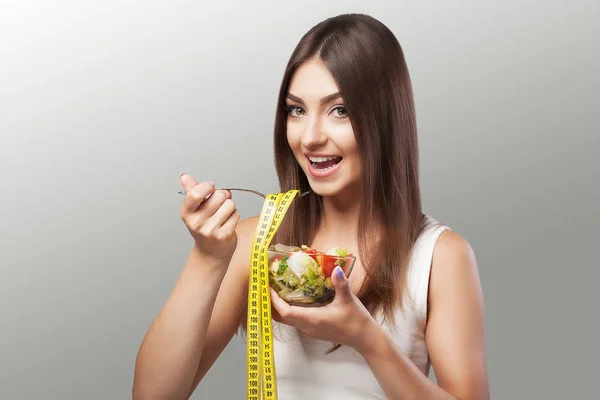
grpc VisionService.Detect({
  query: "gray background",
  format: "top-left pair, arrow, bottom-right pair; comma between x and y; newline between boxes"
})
1,0 -> 598,399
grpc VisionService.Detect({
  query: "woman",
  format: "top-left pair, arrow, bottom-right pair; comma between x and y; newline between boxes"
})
133,13 -> 490,400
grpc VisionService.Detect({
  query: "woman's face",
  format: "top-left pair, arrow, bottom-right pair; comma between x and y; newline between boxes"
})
285,58 -> 361,198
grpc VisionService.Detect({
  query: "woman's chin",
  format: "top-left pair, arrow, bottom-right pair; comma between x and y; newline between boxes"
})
300,165 -> 360,198
307,180 -> 354,198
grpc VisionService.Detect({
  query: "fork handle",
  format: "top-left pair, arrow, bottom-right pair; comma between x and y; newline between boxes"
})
221,188 -> 266,198
178,188 -> 266,198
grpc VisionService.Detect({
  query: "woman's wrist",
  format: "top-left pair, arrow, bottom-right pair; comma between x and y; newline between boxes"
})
189,242 -> 231,277
353,318 -> 389,358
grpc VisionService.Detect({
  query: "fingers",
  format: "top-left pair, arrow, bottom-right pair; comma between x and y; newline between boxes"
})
269,288 -> 311,324
268,289 -> 285,323
270,306 -> 283,323
269,288 -> 290,320
220,207 -> 241,232
179,175 -> 236,237
180,175 -> 215,215
331,266 -> 352,302
210,204 -> 240,240
197,189 -> 233,223
180,173 -> 199,193
182,189 -> 236,240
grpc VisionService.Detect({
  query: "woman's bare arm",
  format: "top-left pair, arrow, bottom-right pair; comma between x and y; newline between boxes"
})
132,216 -> 257,400
359,230 -> 490,400
133,173 -> 259,399
185,216 -> 258,396
423,230 -> 490,399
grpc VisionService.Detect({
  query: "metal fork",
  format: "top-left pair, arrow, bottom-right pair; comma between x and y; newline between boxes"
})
178,187 -> 311,199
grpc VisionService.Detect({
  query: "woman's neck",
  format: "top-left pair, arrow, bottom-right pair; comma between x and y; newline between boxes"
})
315,191 -> 362,248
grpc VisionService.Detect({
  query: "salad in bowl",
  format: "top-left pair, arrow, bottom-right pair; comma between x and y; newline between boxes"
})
267,243 -> 355,307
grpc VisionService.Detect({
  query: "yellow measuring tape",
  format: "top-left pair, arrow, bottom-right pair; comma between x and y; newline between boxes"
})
246,190 -> 299,400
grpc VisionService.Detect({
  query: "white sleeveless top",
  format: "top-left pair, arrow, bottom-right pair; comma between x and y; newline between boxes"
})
272,215 -> 450,399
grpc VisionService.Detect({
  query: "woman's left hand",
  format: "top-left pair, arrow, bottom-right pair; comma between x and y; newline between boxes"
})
269,266 -> 377,354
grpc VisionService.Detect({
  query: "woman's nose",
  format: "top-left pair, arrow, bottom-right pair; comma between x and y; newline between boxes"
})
300,117 -> 327,149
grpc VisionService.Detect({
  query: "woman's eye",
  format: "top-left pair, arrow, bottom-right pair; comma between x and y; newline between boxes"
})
286,105 -> 305,117
331,105 -> 348,118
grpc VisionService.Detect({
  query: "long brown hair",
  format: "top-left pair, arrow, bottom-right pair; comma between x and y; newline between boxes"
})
273,13 -> 423,324
238,13 -> 423,340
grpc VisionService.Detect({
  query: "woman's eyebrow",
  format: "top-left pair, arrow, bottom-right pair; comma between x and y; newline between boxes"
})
286,92 -> 342,106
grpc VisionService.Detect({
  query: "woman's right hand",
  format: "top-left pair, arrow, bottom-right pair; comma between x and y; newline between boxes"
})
179,174 -> 241,263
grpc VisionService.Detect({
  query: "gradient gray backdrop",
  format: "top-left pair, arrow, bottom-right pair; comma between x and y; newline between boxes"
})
1,1 -> 598,399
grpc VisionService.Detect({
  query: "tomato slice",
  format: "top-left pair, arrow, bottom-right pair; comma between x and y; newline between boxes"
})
304,248 -> 319,260
317,254 -> 338,278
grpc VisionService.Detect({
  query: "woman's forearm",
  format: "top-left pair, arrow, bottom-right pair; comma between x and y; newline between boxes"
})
359,322 -> 459,400
133,244 -> 229,400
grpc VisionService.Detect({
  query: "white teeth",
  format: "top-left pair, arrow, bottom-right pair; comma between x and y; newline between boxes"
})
308,156 -> 340,162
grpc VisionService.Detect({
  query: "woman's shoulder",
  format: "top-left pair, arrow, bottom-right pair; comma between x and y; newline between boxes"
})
227,215 -> 261,274
237,215 -> 261,236
419,214 -> 449,235
428,220 -> 480,306
434,229 -> 475,266
416,215 -> 472,258
232,214 -> 267,264
418,214 -> 477,279
409,215 -> 479,304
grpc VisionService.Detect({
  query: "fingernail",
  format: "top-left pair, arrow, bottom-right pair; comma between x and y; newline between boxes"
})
209,181 -> 215,187
180,173 -> 186,178
335,266 -> 345,279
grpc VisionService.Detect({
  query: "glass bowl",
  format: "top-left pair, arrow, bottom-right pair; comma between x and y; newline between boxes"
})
267,248 -> 356,307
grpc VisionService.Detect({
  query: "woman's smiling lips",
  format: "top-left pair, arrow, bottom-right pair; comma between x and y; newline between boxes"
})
305,152 -> 343,178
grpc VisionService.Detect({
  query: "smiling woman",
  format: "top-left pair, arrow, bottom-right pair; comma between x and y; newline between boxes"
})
133,12 -> 490,400
272,15 -> 422,324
